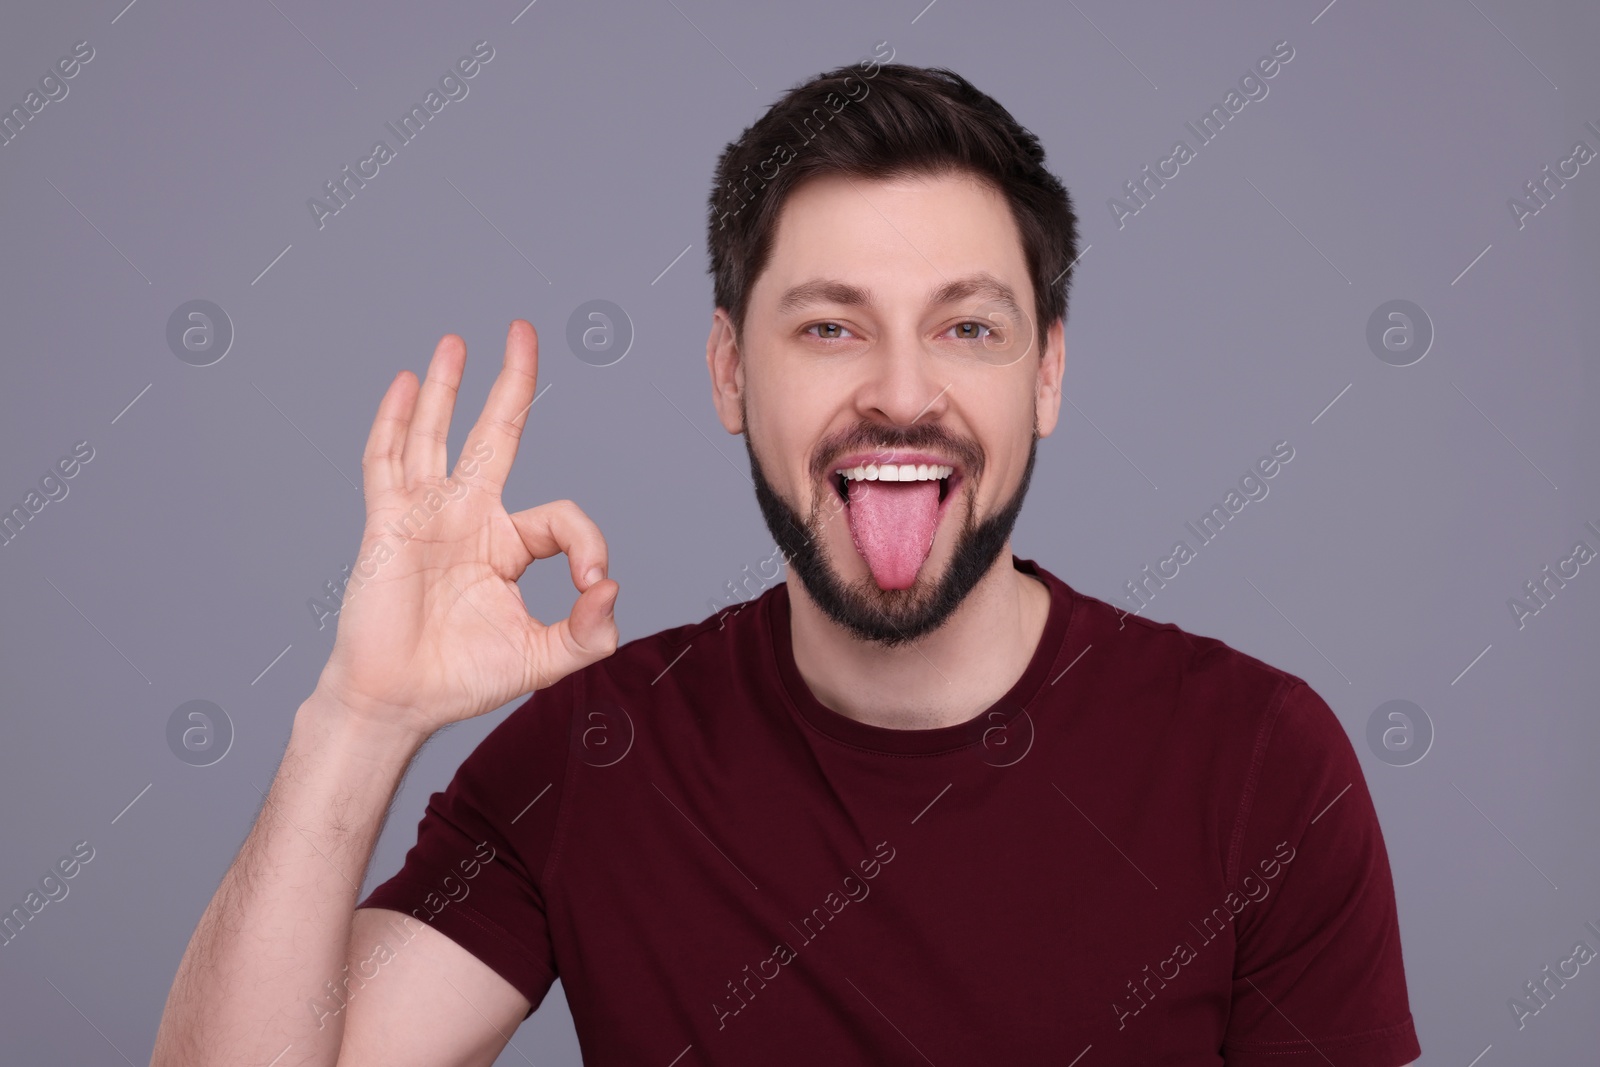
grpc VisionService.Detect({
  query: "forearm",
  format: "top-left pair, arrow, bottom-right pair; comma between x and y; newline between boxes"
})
150,689 -> 429,1067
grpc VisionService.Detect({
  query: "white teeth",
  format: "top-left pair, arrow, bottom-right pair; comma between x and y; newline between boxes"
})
837,463 -> 953,482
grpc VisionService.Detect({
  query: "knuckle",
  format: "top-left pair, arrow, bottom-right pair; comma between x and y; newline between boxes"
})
410,424 -> 449,445
424,363 -> 461,393
562,624 -> 591,660
578,629 -> 617,662
549,498 -> 586,525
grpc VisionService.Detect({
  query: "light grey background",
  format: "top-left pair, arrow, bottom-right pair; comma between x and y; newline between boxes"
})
2,0 -> 1597,1063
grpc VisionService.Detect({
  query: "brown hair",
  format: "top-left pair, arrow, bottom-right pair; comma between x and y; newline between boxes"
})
705,59 -> 1080,349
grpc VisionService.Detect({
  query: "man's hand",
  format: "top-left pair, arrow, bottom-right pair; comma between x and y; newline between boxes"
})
315,319 -> 619,739
150,320 -> 606,1067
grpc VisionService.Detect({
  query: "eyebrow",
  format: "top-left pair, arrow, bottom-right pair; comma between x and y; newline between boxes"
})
775,272 -> 1026,321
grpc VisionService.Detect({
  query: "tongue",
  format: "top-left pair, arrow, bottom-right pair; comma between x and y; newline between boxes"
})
845,480 -> 941,590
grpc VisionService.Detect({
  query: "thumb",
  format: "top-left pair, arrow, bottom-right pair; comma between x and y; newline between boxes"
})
532,578 -> 619,689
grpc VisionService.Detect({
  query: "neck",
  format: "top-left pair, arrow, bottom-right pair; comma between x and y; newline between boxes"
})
787,550 -> 1052,731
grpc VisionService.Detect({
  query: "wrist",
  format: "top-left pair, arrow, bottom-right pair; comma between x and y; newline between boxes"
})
296,684 -> 434,763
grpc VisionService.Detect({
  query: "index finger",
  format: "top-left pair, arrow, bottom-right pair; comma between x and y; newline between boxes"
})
455,319 -> 541,492
507,499 -> 608,593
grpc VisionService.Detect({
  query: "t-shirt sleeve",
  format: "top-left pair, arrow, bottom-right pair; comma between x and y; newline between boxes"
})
356,676 -> 575,1017
1220,680 -> 1422,1066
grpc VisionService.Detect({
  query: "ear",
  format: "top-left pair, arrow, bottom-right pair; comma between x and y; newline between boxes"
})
1034,316 -> 1065,438
707,308 -> 746,434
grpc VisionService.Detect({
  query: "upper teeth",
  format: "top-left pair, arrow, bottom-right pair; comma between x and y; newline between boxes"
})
837,463 -> 953,482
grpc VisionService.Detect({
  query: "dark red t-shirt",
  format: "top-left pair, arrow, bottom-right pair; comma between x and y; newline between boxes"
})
358,557 -> 1421,1065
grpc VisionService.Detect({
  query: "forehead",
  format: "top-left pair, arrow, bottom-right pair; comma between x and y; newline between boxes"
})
751,170 -> 1034,315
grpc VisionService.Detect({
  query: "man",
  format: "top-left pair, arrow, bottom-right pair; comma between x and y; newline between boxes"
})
152,61 -> 1421,1065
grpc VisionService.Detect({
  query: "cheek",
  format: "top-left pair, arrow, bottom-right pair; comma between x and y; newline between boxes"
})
963,405 -> 1033,481
748,383 -> 833,478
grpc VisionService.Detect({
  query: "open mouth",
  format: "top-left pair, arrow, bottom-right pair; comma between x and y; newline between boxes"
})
829,457 -> 962,591
832,462 -> 954,504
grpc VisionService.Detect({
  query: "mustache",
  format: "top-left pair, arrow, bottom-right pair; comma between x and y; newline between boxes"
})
809,422 -> 984,484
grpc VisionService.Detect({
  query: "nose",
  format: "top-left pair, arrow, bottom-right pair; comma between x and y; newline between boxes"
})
853,326 -> 951,428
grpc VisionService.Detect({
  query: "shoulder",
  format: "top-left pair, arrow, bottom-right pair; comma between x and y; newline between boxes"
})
440,598 -> 752,837
1040,570 -> 1350,812
1051,572 -> 1306,718
1044,574 -> 1364,880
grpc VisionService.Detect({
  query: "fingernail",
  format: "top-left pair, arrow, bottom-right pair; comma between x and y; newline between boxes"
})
603,587 -> 617,616
585,566 -> 604,586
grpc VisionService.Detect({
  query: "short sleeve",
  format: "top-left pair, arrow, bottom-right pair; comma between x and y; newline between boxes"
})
357,676 -> 575,1017
1221,681 -> 1422,1066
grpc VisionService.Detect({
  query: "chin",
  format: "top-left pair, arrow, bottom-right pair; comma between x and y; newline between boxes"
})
744,434 -> 1039,647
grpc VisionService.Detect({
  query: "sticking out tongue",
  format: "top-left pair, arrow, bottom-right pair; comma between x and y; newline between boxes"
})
845,480 -> 941,590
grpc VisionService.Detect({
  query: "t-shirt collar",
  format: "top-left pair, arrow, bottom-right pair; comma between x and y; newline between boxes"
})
764,555 -> 1076,756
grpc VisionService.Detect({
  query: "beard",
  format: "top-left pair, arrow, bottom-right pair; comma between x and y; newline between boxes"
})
742,409 -> 1038,647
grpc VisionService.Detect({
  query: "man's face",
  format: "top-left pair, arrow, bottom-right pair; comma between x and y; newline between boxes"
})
708,170 -> 1064,645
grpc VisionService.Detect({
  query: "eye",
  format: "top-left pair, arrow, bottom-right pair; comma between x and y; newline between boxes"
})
804,321 -> 856,342
945,320 -> 996,342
